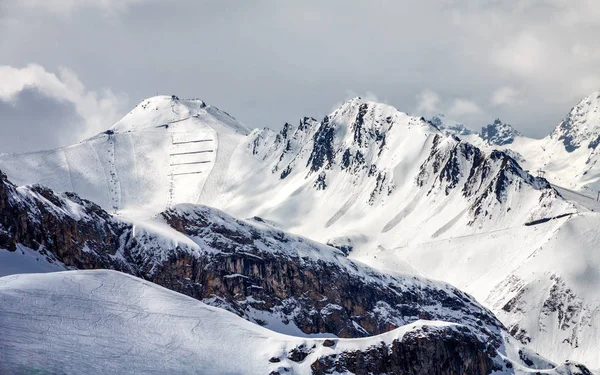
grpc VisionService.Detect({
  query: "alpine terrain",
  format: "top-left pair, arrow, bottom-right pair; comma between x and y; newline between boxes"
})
1,94 -> 599,373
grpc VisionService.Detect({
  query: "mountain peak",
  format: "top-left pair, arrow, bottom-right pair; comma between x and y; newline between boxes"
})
428,114 -> 475,136
110,95 -> 249,135
551,91 -> 600,152
480,118 -> 522,146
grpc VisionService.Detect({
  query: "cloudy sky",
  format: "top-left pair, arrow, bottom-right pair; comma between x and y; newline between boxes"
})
1,0 -> 600,152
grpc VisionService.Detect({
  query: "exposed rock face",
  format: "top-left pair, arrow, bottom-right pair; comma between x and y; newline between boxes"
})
0,172 -> 134,273
481,119 -> 522,146
247,98 -> 407,203
311,326 -> 498,375
159,205 -> 502,338
0,170 -> 501,340
0,171 -> 596,373
551,91 -> 600,152
415,134 -> 568,228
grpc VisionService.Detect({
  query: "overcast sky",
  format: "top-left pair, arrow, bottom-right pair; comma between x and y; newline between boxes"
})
1,0 -> 600,153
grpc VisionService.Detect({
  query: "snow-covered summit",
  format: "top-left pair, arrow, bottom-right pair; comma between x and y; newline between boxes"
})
0,95 -> 250,212
550,91 -> 600,152
111,95 -> 249,135
480,119 -> 522,146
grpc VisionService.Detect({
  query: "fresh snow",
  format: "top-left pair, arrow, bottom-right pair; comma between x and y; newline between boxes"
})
0,270 -> 588,375
1,94 -> 600,370
0,96 -> 249,213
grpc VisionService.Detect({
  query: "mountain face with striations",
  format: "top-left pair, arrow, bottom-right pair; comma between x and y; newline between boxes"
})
0,168 -> 593,375
0,95 -> 249,213
1,94 -> 600,372
481,119 -> 523,146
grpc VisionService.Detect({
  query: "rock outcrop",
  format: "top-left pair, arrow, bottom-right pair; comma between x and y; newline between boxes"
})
0,170 -> 500,339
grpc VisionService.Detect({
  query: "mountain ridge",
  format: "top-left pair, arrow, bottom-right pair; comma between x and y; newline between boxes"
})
0,169 -> 595,374
1,94 -> 599,369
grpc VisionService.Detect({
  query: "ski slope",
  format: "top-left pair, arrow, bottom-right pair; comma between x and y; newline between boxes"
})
0,96 -> 249,213
0,270 -> 590,375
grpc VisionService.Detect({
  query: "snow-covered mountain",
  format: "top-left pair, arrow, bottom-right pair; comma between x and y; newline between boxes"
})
506,91 -> 600,192
3,171 -> 593,373
0,170 -> 502,340
550,91 -> 600,152
1,94 -> 600,370
481,119 -> 523,146
2,270 -> 593,375
0,95 -> 249,213
227,98 -> 572,244
444,91 -> 600,193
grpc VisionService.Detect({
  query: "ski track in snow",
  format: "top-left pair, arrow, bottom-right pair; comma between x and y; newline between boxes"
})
60,147 -> 75,192
88,140 -> 112,208
127,132 -> 141,207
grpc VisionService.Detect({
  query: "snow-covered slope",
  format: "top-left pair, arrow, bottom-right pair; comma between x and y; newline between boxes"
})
364,211 -> 600,369
486,91 -> 600,192
0,170 -> 504,339
0,270 -> 593,375
0,95 -> 249,213
2,95 -> 599,370
219,98 -> 573,249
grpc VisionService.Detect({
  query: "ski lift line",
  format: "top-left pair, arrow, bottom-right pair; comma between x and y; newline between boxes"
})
172,139 -> 213,145
169,150 -> 214,156
169,161 -> 211,166
171,171 -> 203,176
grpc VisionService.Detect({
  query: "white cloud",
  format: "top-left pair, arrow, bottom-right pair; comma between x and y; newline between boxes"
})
491,86 -> 522,107
571,43 -> 600,62
0,64 -> 127,139
448,98 -> 483,117
416,89 -> 441,116
494,33 -> 545,77
414,90 -> 484,122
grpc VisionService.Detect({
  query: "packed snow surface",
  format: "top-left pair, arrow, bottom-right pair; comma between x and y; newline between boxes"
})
0,270 -> 589,375
0,270 -> 466,374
